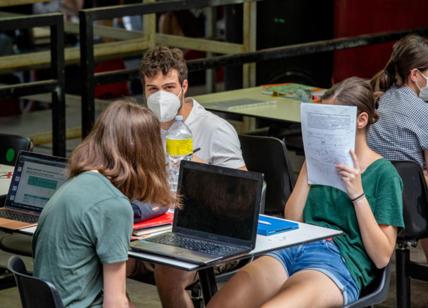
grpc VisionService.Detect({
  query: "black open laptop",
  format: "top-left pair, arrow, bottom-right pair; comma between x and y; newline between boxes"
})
0,151 -> 67,230
131,160 -> 263,265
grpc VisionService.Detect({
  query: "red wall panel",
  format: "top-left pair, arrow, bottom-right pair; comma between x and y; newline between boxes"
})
333,0 -> 428,82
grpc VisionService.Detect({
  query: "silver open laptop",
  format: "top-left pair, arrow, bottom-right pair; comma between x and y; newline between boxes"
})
0,151 -> 67,230
131,160 -> 263,265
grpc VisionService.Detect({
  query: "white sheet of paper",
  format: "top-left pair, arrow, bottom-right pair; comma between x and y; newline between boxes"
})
301,103 -> 357,192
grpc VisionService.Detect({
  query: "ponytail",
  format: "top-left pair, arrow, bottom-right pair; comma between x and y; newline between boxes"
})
371,56 -> 396,93
371,34 -> 428,94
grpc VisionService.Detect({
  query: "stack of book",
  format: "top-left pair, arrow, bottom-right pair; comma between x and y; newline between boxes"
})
132,211 -> 174,238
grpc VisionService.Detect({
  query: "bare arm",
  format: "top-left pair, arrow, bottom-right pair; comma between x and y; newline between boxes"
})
336,151 -> 397,268
61,0 -> 83,14
353,198 -> 397,268
191,155 -> 247,171
284,162 -> 310,222
103,262 -> 132,308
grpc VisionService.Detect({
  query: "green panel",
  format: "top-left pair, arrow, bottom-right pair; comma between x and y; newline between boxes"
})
28,176 -> 57,190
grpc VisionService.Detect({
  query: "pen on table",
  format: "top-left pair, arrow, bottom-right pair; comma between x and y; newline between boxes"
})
259,220 -> 271,225
193,147 -> 201,154
0,171 -> 12,178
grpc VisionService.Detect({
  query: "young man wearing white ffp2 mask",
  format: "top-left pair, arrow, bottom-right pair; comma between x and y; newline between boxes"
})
146,88 -> 183,122
129,46 -> 246,308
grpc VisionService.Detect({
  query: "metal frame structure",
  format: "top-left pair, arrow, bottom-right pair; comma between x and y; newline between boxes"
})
79,0 -> 258,137
0,13 -> 65,157
94,27 -> 428,84
79,0 -> 428,138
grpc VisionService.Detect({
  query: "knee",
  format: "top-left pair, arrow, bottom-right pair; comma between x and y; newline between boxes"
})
154,265 -> 196,288
208,296 -> 239,308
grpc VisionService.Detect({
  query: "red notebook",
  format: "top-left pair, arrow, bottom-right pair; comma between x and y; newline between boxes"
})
133,212 -> 174,230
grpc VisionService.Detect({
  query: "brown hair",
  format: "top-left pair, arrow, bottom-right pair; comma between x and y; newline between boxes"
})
140,46 -> 188,86
68,99 -> 175,207
322,77 -> 379,125
371,34 -> 428,92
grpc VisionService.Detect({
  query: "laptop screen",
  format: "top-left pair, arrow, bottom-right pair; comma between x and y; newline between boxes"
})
175,161 -> 263,246
5,151 -> 68,212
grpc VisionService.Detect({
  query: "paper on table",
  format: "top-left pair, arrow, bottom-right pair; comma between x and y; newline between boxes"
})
301,103 -> 357,192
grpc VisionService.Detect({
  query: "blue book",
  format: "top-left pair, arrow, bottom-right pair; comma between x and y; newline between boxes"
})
257,214 -> 299,236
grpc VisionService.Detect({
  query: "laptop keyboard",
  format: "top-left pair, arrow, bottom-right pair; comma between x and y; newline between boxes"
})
0,210 -> 38,223
146,233 -> 243,256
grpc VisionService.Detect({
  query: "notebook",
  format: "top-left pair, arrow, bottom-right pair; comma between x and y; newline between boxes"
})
131,160 -> 263,265
133,211 -> 174,231
0,151 -> 68,230
257,214 -> 299,236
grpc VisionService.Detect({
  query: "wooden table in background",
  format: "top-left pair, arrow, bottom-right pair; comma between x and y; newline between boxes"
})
194,86 -> 304,125
0,0 -> 48,7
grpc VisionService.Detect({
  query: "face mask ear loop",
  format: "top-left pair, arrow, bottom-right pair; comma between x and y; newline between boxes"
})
178,85 -> 184,106
417,69 -> 428,88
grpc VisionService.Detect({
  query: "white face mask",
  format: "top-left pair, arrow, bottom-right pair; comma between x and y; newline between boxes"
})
147,89 -> 182,122
417,70 -> 428,101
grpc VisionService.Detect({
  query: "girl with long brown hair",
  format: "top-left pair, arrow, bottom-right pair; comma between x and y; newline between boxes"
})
33,99 -> 175,308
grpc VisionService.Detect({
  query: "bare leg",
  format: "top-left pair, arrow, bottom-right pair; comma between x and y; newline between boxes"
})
126,259 -> 154,278
207,256 -> 288,308
158,12 -> 184,36
420,238 -> 428,263
154,265 -> 197,308
261,270 -> 344,308
126,258 -> 137,277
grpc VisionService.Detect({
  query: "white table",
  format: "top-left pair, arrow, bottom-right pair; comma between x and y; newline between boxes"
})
129,220 -> 342,304
0,164 -> 13,197
193,85 -> 323,124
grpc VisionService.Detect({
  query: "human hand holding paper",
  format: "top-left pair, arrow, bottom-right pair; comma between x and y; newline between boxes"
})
336,150 -> 364,199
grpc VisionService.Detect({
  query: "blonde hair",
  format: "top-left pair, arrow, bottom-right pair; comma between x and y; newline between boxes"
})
69,99 -> 175,207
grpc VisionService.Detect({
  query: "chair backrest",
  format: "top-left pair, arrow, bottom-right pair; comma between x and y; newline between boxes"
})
239,135 -> 295,215
0,133 -> 33,166
391,160 -> 428,241
7,256 -> 64,308
345,263 -> 391,308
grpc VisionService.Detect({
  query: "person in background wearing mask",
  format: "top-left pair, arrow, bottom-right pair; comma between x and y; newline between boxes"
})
127,45 -> 246,308
367,34 -> 428,262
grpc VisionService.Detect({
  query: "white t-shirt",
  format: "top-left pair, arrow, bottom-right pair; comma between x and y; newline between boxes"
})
184,98 -> 245,169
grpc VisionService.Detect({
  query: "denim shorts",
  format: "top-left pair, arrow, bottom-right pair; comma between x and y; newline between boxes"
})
266,239 -> 360,305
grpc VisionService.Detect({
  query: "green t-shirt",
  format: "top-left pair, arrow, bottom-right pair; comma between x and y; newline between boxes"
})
303,159 -> 404,290
33,172 -> 133,308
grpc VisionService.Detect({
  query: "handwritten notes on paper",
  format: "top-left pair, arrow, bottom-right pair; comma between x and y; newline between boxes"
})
301,103 -> 357,192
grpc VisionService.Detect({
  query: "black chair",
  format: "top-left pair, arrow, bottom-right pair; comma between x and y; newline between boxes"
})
239,135 -> 295,215
7,256 -> 64,308
267,123 -> 305,156
391,160 -> 428,308
344,263 -> 392,308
